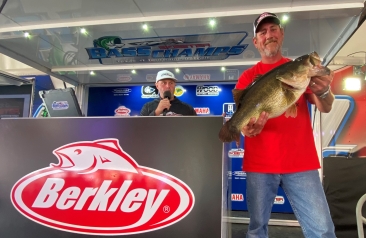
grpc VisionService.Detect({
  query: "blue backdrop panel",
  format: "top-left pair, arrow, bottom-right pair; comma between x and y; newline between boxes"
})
88,84 -> 294,213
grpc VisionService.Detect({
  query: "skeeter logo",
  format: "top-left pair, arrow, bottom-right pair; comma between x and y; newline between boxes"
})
11,139 -> 195,235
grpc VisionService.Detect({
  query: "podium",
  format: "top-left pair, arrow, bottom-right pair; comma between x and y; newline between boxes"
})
0,116 -> 226,238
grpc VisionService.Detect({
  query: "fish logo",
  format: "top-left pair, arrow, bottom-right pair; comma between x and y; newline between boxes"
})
11,139 -> 195,235
93,36 -> 125,50
174,85 -> 185,97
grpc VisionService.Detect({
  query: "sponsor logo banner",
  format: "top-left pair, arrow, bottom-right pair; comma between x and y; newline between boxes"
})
86,32 -> 248,65
174,86 -> 185,97
228,148 -> 244,158
194,107 -> 210,115
231,194 -> 244,201
116,74 -> 132,82
183,74 -> 210,81
113,88 -> 132,96
11,139 -> 195,235
196,85 -> 221,96
51,101 -> 69,110
274,196 -> 285,205
141,86 -> 159,98
114,106 -> 131,116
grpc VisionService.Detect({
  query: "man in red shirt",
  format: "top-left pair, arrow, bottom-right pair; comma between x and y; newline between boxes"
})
237,12 -> 336,238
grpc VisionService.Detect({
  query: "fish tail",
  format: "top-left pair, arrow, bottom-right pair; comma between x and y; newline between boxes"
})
219,121 -> 240,143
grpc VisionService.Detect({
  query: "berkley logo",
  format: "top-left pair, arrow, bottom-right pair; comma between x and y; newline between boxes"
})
228,148 -> 244,158
114,106 -> 131,116
11,139 -> 195,235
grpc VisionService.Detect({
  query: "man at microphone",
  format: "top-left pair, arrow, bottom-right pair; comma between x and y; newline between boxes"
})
140,70 -> 197,116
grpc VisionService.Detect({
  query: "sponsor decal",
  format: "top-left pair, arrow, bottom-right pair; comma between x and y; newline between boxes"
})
231,194 -> 244,202
51,101 -> 69,110
223,103 -> 236,119
113,88 -> 132,96
196,85 -> 221,96
146,74 -> 157,82
274,196 -> 285,205
116,74 -> 132,82
228,148 -> 244,158
114,106 -> 131,116
85,33 -> 249,65
11,139 -> 195,235
224,69 -> 239,81
174,86 -> 185,97
194,107 -> 210,115
141,86 -> 159,98
183,74 -> 210,81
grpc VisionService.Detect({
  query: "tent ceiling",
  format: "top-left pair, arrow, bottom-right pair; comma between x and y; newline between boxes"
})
0,0 -> 365,86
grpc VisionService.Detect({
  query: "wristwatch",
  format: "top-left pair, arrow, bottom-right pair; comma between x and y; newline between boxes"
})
317,86 -> 331,99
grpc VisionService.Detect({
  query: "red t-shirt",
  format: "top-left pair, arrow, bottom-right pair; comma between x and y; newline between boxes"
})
236,57 -> 320,173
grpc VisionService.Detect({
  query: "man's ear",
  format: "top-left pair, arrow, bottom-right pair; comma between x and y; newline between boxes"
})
252,36 -> 257,48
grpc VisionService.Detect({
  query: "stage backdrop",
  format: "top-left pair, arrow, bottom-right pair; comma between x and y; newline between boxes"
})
87,84 -> 294,213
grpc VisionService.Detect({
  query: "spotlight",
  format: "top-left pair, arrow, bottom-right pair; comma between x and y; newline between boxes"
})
142,24 -> 148,31
344,77 -> 361,91
221,67 -> 226,71
175,68 -> 180,73
80,28 -> 87,34
282,15 -> 289,23
209,19 -> 216,27
131,69 -> 136,74
90,71 -> 95,75
24,32 -> 30,38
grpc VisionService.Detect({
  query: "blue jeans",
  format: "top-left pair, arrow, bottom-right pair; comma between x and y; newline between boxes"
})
246,170 -> 336,238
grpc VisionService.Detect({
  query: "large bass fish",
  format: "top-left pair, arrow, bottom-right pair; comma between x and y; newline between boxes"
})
219,52 -> 330,143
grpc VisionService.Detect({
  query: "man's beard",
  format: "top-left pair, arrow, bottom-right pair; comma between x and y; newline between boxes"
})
262,43 -> 281,57
257,39 -> 282,57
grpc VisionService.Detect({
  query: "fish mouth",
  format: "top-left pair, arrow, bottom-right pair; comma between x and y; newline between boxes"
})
51,152 -> 75,169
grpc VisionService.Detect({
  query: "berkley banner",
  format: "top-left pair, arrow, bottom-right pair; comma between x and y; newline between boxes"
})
11,139 -> 194,235
86,32 -> 248,64
0,117 -> 223,238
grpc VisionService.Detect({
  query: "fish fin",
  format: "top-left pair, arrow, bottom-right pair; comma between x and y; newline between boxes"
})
219,121 -> 240,143
285,104 -> 297,118
232,89 -> 245,108
253,74 -> 263,81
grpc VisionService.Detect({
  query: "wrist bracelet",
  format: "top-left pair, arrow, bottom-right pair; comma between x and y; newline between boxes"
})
316,86 -> 330,99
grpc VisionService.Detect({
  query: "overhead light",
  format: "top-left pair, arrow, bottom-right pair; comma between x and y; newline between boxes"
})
209,19 -> 216,27
175,68 -> 180,73
344,77 -> 361,91
282,15 -> 289,23
89,71 -> 95,75
142,24 -> 148,31
131,69 -> 136,74
80,28 -> 87,34
23,32 -> 30,38
221,67 -> 226,71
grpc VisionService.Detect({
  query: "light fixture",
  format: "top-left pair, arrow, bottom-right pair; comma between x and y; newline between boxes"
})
89,71 -> 95,75
209,19 -> 216,27
282,15 -> 289,23
175,68 -> 180,73
131,69 -> 136,74
344,77 -> 361,91
221,67 -> 226,71
24,32 -> 30,38
80,28 -> 87,34
142,24 -> 148,31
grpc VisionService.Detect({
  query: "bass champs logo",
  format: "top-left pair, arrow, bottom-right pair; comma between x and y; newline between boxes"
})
11,139 -> 195,235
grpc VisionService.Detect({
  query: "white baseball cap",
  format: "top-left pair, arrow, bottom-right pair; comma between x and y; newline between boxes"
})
156,70 -> 177,83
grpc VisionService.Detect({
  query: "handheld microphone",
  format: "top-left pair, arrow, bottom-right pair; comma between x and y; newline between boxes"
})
162,91 -> 171,116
